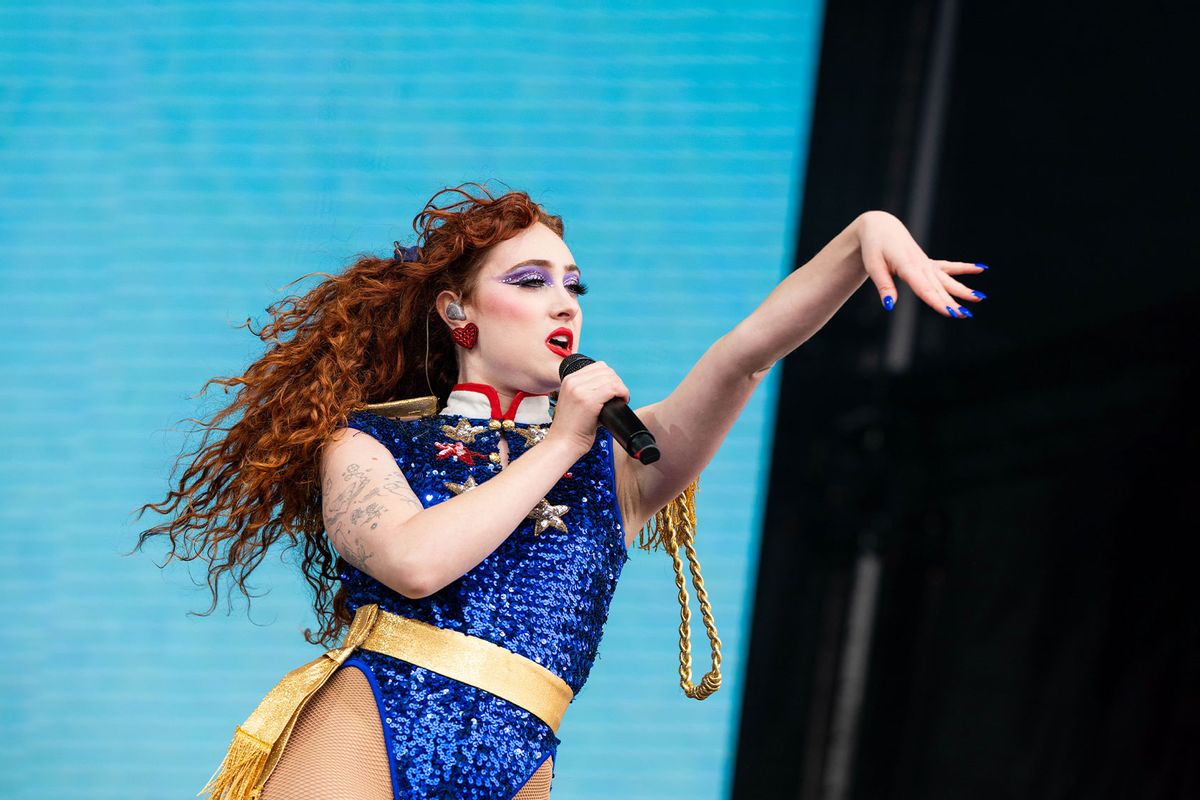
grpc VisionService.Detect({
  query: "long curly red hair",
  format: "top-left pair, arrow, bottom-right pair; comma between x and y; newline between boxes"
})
130,181 -> 565,648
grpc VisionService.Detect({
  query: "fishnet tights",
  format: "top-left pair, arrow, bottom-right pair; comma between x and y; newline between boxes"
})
259,665 -> 553,800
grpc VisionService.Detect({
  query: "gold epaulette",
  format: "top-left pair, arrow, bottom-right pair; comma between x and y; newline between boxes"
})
354,395 -> 439,420
636,477 -> 722,700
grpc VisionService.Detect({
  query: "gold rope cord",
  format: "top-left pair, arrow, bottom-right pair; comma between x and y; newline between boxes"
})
634,477 -> 722,700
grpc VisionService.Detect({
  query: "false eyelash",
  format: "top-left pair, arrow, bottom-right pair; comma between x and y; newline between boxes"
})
515,277 -> 589,296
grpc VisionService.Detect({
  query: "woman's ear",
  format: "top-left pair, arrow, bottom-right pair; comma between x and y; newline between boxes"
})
435,289 -> 464,326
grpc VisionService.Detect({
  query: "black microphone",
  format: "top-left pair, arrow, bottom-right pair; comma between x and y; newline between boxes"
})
558,353 -> 660,465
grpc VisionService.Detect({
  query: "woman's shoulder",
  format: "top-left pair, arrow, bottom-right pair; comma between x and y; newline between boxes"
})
343,395 -> 442,447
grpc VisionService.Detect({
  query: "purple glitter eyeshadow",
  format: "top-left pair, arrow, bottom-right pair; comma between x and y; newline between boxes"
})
499,268 -> 550,284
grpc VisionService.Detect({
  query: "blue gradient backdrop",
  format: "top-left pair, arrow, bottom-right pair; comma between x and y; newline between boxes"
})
0,3 -> 823,797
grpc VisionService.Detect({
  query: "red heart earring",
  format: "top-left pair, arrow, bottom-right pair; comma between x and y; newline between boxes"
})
451,323 -> 478,349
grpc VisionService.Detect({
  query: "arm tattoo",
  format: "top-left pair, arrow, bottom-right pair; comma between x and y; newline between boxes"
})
324,460 -> 422,572
382,474 -> 424,508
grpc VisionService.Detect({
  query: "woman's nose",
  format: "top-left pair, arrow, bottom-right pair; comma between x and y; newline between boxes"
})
552,288 -> 578,317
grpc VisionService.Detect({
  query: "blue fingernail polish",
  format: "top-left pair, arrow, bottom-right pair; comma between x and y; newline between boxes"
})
883,295 -> 894,311
946,305 -> 957,317
957,306 -> 972,318
975,263 -> 989,270
972,290 -> 987,299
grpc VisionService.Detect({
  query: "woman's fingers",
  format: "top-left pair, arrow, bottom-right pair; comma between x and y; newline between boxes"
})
866,248 -> 953,316
866,247 -> 983,318
934,259 -> 988,276
900,254 -> 966,318
923,268 -> 969,317
566,361 -> 629,403
861,246 -> 898,310
937,269 -> 986,303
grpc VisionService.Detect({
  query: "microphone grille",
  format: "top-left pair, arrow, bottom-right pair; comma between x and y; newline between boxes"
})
558,353 -> 594,380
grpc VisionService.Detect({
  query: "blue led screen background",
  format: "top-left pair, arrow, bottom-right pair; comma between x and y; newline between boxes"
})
0,4 -> 823,797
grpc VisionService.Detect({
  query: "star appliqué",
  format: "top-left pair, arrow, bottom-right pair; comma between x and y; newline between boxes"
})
440,419 -> 489,444
511,424 -> 548,448
444,475 -> 481,496
527,497 -> 570,536
434,440 -> 480,465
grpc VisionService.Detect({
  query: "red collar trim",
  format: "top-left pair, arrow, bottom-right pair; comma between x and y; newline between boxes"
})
451,383 -> 550,421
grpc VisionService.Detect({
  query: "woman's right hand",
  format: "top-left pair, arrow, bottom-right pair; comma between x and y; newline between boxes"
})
545,360 -> 631,457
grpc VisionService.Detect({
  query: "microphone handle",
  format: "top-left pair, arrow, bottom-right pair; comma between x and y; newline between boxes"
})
599,398 -> 661,465
558,352 -> 660,465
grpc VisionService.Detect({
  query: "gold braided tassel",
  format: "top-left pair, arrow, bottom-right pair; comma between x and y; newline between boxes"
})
636,477 -> 722,700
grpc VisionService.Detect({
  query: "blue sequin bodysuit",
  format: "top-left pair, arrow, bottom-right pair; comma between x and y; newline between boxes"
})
334,398 -> 631,799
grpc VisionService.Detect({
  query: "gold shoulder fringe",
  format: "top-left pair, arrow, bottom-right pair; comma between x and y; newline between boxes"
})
354,395 -> 439,420
635,477 -> 722,700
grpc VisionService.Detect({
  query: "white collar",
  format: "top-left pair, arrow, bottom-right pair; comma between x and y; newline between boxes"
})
439,383 -> 552,424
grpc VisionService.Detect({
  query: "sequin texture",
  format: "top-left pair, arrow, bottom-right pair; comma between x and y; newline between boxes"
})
335,410 -> 631,798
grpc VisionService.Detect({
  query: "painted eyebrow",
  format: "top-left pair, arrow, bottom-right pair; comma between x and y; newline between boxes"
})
507,259 -> 580,274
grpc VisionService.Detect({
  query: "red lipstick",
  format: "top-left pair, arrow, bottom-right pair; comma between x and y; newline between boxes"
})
545,327 -> 573,357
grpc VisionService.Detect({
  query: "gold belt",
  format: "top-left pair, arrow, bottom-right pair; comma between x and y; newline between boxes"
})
197,603 -> 574,800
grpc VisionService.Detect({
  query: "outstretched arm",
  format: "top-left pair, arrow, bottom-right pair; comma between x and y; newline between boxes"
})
618,211 -> 987,536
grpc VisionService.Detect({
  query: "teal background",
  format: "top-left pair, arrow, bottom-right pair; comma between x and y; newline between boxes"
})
0,2 -> 823,797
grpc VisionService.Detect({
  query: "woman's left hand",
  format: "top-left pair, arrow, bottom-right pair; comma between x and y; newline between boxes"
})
855,210 -> 988,318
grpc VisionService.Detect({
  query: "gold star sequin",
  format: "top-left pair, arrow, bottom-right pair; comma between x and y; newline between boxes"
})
527,497 -> 570,536
511,424 -> 548,448
443,475 -> 481,495
440,419 -> 489,444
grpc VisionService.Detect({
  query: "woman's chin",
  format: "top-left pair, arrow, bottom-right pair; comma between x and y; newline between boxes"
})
531,358 -> 565,388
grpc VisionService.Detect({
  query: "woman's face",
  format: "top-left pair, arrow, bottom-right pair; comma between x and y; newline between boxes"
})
441,222 -> 587,397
